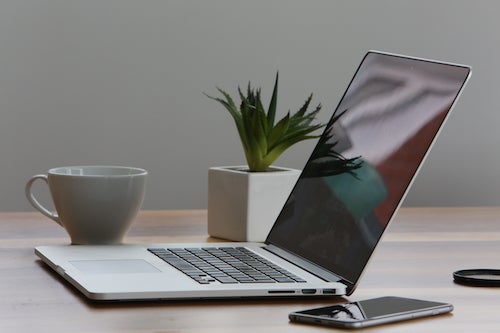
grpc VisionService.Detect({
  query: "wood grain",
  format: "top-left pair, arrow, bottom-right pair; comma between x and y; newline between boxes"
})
1,208 -> 499,332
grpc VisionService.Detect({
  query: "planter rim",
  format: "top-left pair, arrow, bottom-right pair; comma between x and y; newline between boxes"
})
210,165 -> 299,174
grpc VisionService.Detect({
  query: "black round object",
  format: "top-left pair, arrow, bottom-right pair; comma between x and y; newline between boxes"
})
453,269 -> 500,287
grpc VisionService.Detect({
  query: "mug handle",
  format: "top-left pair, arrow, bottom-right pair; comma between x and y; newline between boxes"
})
25,175 -> 63,226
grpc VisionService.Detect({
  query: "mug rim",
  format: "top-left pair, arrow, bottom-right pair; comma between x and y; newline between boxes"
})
48,165 -> 148,177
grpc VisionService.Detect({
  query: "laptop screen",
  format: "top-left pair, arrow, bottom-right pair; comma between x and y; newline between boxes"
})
266,51 -> 471,286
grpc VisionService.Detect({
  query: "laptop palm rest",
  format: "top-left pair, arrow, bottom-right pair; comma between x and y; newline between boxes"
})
70,259 -> 160,274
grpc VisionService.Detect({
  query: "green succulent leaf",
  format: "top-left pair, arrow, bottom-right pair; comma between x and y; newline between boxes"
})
205,72 -> 324,172
268,113 -> 290,150
267,72 -> 279,130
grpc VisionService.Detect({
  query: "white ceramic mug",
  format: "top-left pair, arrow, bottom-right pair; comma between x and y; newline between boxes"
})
25,166 -> 147,245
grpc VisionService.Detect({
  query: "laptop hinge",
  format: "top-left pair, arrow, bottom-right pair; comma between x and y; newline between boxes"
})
264,244 -> 347,284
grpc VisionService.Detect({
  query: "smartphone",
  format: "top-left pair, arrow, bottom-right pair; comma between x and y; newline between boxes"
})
289,296 -> 453,329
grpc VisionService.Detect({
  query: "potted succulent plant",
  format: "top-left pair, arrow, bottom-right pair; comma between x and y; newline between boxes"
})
205,72 -> 324,241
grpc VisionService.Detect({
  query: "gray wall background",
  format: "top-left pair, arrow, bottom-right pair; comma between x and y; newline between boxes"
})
2,0 -> 498,211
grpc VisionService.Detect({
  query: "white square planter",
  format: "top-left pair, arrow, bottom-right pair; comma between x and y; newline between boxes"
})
208,166 -> 300,242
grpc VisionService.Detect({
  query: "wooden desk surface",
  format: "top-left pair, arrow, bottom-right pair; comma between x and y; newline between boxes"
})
1,207 -> 499,332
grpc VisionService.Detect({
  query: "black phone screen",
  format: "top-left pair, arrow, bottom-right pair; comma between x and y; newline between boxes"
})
290,296 -> 453,328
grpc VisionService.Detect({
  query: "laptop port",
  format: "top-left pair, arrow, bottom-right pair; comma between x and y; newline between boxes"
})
268,290 -> 295,294
301,289 -> 317,295
322,289 -> 337,295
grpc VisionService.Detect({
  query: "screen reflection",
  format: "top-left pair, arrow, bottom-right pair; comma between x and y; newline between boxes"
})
267,52 -> 470,284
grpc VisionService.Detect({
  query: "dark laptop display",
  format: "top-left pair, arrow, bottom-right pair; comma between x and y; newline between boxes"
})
267,52 -> 471,293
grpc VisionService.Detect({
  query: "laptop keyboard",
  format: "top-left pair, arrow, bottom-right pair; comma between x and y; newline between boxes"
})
148,247 -> 306,284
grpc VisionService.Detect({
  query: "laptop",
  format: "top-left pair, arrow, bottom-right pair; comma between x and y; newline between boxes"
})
35,51 -> 471,301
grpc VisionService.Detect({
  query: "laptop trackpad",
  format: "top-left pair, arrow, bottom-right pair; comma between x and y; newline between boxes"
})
70,259 -> 160,274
